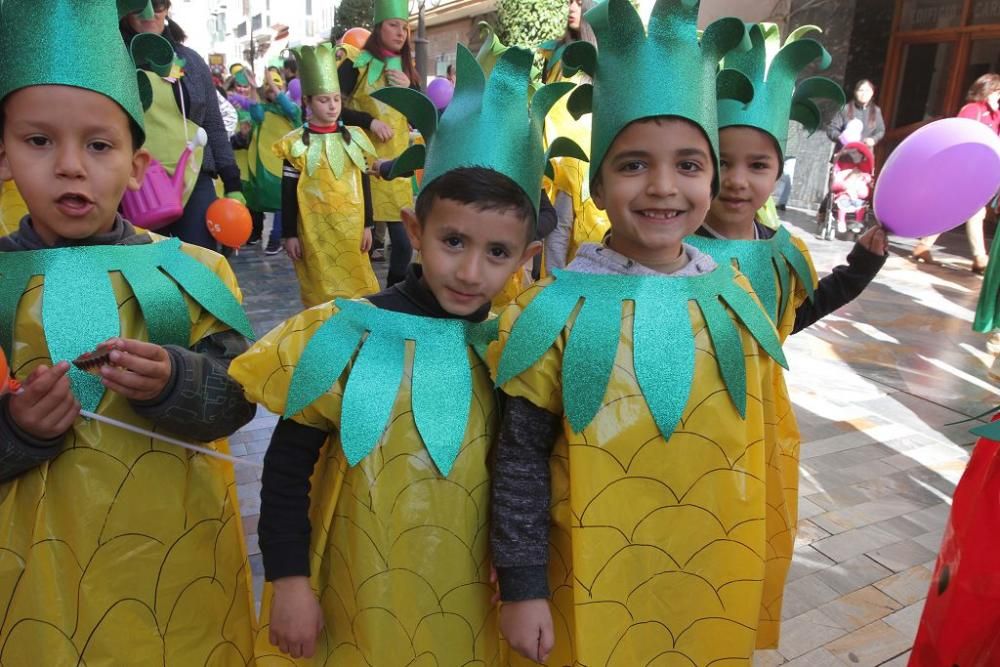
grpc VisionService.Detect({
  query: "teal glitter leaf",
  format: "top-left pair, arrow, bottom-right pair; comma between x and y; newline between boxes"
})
698,294 -> 746,415
290,137 -> 309,159
305,140 -> 323,177
496,264 -> 787,438
323,134 -> 346,178
563,292 -> 623,433
286,300 -> 480,476
0,238 -> 253,412
341,327 -> 406,466
686,226 -> 815,324
467,317 -> 499,362
971,420 -> 1000,441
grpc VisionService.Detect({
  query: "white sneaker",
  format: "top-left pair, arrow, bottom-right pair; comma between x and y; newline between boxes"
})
836,219 -> 847,233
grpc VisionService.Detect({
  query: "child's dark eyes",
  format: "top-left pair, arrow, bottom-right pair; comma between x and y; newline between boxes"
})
443,236 -> 462,248
89,141 -> 113,152
678,160 -> 702,173
488,246 -> 511,259
751,161 -> 770,171
618,160 -> 645,173
26,136 -> 50,147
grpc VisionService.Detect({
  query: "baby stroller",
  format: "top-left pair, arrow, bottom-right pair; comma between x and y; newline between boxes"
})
817,141 -> 875,241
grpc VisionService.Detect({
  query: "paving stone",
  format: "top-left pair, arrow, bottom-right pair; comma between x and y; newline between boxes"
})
819,586 -> 902,631
812,524 -> 901,563
781,647 -> 842,667
776,609 -> 849,660
878,652 -> 912,667
882,601 -> 925,641
824,620 -> 912,667
816,555 -> 895,596
795,519 -> 831,547
874,565 -> 934,606
752,650 -> 786,667
867,539 -> 937,573
782,574 -> 842,620
812,496 -> 929,535
787,545 -> 837,582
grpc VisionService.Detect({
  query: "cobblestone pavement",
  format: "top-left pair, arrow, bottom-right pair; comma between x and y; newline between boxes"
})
227,213 -> 996,666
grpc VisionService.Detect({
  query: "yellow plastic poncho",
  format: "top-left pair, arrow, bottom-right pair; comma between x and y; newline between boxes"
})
491,270 -> 779,666
0,180 -> 27,237
345,50 -> 414,223
275,127 -> 380,308
686,228 -> 819,647
0,240 -> 256,666
229,300 -> 500,666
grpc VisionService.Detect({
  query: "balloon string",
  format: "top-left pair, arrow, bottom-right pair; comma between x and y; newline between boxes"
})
78,409 -> 264,469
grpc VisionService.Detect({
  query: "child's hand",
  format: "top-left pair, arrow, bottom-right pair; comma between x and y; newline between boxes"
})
368,158 -> 387,178
284,237 -> 303,261
387,69 -> 411,88
8,362 -> 80,439
857,224 -> 888,256
361,227 -> 373,253
100,338 -> 173,402
370,119 -> 394,142
501,599 -> 554,663
269,576 -> 324,659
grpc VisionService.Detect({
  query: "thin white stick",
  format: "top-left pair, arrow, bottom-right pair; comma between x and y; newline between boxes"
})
79,409 -> 264,469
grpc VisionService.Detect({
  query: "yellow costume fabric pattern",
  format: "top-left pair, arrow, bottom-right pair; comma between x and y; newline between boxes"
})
0,240 -> 256,666
140,71 -> 205,206
275,129 -> 380,307
491,276 -> 771,666
0,181 -> 27,237
549,157 -> 610,266
229,301 -> 500,666
346,54 -> 414,222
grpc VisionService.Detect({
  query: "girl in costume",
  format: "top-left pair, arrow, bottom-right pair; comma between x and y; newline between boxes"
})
686,23 -> 888,647
489,1 -> 788,664
0,1 -> 258,664
229,46 -> 575,665
120,0 -> 245,249
539,0 -> 610,274
337,0 -> 420,286
276,44 -> 380,307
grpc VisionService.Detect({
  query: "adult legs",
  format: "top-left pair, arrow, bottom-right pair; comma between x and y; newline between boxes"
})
386,221 -> 412,287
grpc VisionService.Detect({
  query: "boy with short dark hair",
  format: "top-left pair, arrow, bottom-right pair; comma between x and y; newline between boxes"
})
0,1 -> 258,664
228,45 -> 578,664
489,1 -> 789,664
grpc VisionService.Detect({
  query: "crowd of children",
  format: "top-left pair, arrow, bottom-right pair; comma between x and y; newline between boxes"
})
0,0 -> 894,665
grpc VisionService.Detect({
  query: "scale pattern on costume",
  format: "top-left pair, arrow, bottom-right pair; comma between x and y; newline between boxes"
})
276,129 -> 380,307
0,244 -> 256,666
493,274 -> 777,666
230,302 -> 501,666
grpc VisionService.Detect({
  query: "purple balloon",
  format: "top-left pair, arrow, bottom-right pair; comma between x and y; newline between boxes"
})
874,117 -> 1000,238
426,77 -> 454,111
287,77 -> 302,104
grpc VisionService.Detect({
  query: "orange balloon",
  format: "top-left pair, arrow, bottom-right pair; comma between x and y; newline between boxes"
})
205,198 -> 253,249
342,27 -> 371,50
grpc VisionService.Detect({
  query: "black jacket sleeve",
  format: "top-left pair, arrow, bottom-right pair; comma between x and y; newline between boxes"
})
536,189 -> 558,240
491,394 -> 562,601
258,418 -> 329,580
362,171 -> 374,228
130,329 -> 257,441
0,395 -> 66,481
792,242 -> 887,334
281,159 -> 301,239
825,105 -> 847,144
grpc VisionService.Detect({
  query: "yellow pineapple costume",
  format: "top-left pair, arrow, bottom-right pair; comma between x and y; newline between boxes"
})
342,43 -> 413,223
229,300 -> 501,666
491,263 -> 788,666
275,125 -> 379,307
0,237 -> 258,666
0,181 -> 27,237
687,227 -> 818,646
695,19 -> 844,645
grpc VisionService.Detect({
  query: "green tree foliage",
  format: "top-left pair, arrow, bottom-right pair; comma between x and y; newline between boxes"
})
496,0 -> 567,52
331,0 -> 375,41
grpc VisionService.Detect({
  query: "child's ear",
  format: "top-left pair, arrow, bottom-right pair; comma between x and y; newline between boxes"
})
127,148 -> 152,192
0,141 -> 11,182
591,177 -> 605,211
400,207 -> 422,252
519,239 -> 543,265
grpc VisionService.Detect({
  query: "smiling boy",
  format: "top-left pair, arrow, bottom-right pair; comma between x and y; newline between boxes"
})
0,1 -> 258,664
228,45 -> 575,664
489,1 -> 790,664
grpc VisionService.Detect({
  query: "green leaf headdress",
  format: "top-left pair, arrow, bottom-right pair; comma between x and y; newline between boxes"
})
0,0 -> 159,145
374,0 -> 408,24
292,43 -> 341,96
371,44 -> 585,216
717,23 -> 846,159
560,0 -> 753,190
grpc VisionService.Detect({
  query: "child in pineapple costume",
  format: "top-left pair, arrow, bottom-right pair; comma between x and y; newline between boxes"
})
249,70 -> 301,215
686,24 -> 888,645
489,1 -> 791,664
0,180 -> 26,236
276,44 -> 380,308
338,0 -> 417,286
538,0 -> 610,273
0,1 -> 259,665
229,45 -> 578,665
